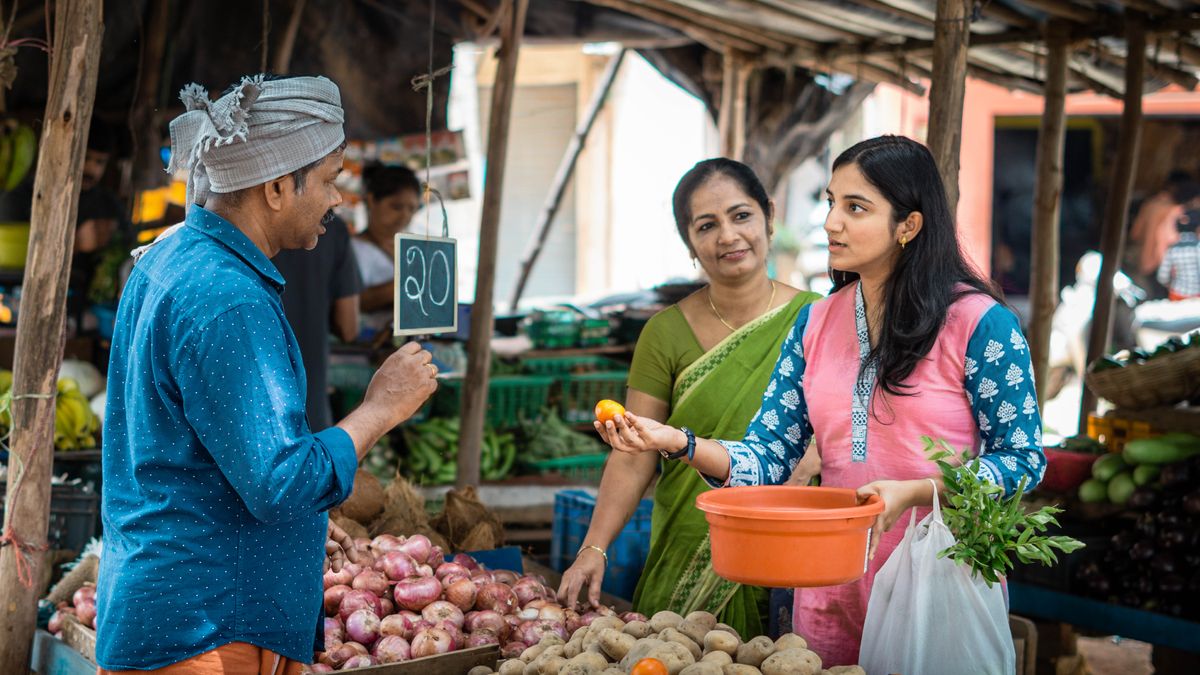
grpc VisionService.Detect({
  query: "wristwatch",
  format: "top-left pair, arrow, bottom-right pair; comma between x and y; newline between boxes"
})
660,427 -> 695,460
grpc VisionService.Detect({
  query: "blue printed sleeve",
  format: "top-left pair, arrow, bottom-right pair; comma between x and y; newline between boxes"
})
964,304 -> 1046,496
702,305 -> 815,488
176,302 -> 358,523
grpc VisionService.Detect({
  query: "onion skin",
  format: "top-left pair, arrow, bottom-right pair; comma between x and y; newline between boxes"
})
452,553 -> 479,571
344,608 -> 382,648
377,551 -> 421,582
48,611 -> 66,634
466,631 -> 499,648
342,562 -> 364,579
73,584 -> 96,607
511,578 -> 545,606
379,597 -> 395,617
339,589 -> 383,621
74,601 -> 97,629
518,619 -> 568,645
379,613 -> 420,641
444,577 -> 477,611
324,566 -> 354,589
564,609 -> 583,635
621,611 -> 648,623
465,609 -> 510,640
323,642 -> 366,669
371,534 -> 404,553
435,562 -> 470,581
310,665 -> 335,673
397,534 -> 432,565
500,641 -> 528,659
410,627 -> 455,658
352,569 -> 390,596
371,635 -> 412,663
324,617 -> 345,643
474,583 -> 517,614
341,654 -> 377,669
324,585 -> 352,615
393,576 -> 443,611
421,600 -> 465,628
428,546 -> 445,566
492,569 -> 519,586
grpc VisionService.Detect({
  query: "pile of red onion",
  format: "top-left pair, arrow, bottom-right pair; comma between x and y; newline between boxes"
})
316,534 -> 644,671
48,583 -> 97,636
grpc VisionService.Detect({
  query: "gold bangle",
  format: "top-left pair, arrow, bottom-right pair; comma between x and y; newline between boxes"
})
578,544 -> 608,567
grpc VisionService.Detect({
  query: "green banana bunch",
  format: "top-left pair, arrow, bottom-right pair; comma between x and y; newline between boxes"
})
402,417 -> 515,485
0,120 -> 36,192
53,378 -> 100,451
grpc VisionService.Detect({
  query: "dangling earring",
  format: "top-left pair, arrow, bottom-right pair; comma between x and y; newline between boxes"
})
899,235 -> 907,249
692,257 -> 698,269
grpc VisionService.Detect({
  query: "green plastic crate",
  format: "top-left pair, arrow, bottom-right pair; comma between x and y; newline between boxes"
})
435,374 -> 555,428
560,370 -> 630,423
523,453 -> 609,483
521,355 -> 625,376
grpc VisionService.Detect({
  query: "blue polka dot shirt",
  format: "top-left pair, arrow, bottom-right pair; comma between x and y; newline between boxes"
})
96,206 -> 358,669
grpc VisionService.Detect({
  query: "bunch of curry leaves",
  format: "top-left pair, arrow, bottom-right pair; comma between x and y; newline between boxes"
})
923,436 -> 1085,586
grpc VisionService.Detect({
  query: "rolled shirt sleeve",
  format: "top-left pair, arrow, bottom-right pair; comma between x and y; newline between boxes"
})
704,305 -> 814,488
963,304 -> 1046,496
177,302 -> 357,523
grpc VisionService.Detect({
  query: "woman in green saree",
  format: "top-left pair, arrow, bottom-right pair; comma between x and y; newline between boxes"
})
556,158 -> 821,637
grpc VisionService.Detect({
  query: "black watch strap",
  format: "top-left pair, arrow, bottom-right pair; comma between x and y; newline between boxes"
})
662,427 -> 694,460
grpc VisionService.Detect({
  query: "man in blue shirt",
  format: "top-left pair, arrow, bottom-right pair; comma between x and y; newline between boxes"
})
97,75 -> 438,671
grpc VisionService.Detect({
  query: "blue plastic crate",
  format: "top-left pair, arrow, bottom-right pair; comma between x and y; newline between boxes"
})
550,489 -> 652,601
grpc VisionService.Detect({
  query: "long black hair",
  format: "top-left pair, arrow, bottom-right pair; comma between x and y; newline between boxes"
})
830,135 -> 1001,397
671,158 -> 772,254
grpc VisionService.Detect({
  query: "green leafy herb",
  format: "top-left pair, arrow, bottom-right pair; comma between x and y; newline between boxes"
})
924,436 -> 1085,586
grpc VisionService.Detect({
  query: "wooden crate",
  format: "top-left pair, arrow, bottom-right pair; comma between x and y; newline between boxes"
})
60,618 -> 96,663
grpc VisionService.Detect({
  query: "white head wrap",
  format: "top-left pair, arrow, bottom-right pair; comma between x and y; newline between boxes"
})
168,74 -> 345,206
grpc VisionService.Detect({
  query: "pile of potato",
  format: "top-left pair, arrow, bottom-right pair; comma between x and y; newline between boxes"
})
464,609 -> 866,675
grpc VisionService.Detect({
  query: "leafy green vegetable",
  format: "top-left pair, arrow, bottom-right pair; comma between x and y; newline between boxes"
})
924,436 -> 1085,587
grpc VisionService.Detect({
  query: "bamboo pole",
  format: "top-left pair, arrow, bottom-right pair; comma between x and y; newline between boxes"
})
1081,12 -> 1147,430
272,0 -> 308,75
926,0 -> 971,213
457,0 -> 528,489
0,2 -> 103,671
717,49 -> 752,160
508,49 -> 625,312
1029,21 -> 1071,406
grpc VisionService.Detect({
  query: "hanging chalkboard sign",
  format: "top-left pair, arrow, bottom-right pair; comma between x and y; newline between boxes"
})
394,232 -> 458,336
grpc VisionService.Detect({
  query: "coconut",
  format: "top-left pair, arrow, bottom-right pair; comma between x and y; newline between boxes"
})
341,470 -> 386,524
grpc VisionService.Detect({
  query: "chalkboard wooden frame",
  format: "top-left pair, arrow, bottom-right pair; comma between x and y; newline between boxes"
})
393,232 -> 458,336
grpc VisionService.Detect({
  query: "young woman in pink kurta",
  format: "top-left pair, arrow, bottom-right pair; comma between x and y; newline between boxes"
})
597,136 -> 1046,666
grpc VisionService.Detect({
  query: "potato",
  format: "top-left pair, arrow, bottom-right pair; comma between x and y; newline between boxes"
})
581,628 -> 603,653
522,644 -> 549,662
773,633 -> 807,652
647,641 -> 697,675
702,630 -> 740,656
589,616 -> 625,634
735,636 -> 776,667
499,661 -> 526,675
649,610 -> 685,633
659,627 -> 703,661
528,653 -> 567,675
623,620 -> 654,639
700,651 -> 733,666
679,664 -> 724,675
559,651 -> 609,675
714,623 -> 743,642
563,640 -> 582,659
601,670 -> 623,675
721,666 -> 762,675
684,611 -> 717,631
827,667 -> 866,675
468,667 -> 495,675
544,645 -> 567,659
760,648 -> 821,675
570,626 -> 590,642
676,619 -> 710,646
598,628 -> 636,661
619,638 -> 666,670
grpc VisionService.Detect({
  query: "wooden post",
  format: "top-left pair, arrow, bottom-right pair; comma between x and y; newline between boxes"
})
272,0 -> 308,75
457,0 -> 528,489
0,2 -> 103,671
508,49 -> 625,312
926,0 -> 971,212
1028,21 -> 1070,406
717,49 -> 751,160
129,0 -> 168,191
1080,12 -> 1146,430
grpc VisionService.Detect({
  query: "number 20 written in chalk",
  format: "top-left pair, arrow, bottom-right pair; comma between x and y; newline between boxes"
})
393,233 -> 458,336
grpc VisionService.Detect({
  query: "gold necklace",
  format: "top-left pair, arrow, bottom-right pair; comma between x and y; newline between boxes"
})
708,280 -> 777,332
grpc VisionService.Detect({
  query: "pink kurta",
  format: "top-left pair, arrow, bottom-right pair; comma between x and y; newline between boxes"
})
794,288 -> 997,666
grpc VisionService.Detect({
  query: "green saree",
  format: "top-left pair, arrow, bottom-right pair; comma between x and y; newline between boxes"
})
630,292 -> 819,637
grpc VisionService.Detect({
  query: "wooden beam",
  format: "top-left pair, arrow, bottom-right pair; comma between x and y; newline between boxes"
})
1018,0 -> 1098,24
718,48 -> 753,160
628,0 -> 794,52
1159,36 -> 1200,68
1081,12 -> 1147,430
584,0 -> 738,52
508,49 -> 625,312
128,0 -> 169,191
271,0 -> 307,75
1029,21 -> 1070,406
721,0 -> 864,43
458,0 -> 529,489
848,0 -> 935,27
927,0 -> 971,212
1106,42 -> 1199,90
0,2 -> 103,672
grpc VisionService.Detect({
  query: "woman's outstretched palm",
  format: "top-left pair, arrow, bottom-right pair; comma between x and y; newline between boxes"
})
595,412 -> 681,455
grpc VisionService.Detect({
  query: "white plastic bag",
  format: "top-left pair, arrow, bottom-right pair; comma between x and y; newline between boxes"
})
858,480 -> 1015,675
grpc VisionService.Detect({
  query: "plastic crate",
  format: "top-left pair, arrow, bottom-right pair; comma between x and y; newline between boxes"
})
434,375 -> 555,428
550,489 -> 653,600
523,453 -> 609,483
560,371 -> 630,423
0,483 -> 99,555
521,355 -> 625,376
1086,413 -> 1156,454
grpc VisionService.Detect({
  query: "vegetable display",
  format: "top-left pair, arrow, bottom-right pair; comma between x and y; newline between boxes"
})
1089,332 -> 1200,372
1077,433 -> 1200,506
402,417 -> 516,484
926,437 -> 1085,586
0,370 -> 102,451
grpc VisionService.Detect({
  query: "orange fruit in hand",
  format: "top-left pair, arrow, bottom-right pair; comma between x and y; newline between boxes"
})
631,658 -> 669,675
594,399 -> 626,425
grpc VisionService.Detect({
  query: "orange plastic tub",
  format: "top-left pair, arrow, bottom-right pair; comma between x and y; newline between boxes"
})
696,486 -> 885,587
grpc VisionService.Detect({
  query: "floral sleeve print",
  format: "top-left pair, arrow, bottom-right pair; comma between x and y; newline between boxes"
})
703,305 -> 815,488
965,304 -> 1046,496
